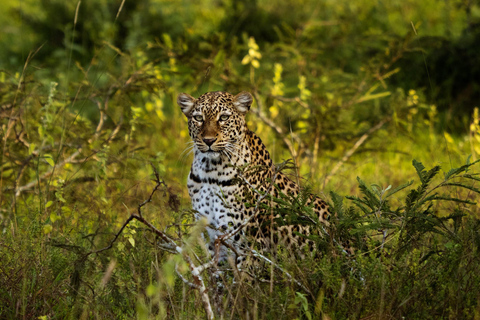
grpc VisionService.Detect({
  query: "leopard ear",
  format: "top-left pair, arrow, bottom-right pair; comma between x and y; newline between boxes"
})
177,93 -> 196,117
233,92 -> 253,114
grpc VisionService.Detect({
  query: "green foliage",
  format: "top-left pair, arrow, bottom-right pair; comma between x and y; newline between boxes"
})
1,0 -> 480,319
319,159 -> 480,318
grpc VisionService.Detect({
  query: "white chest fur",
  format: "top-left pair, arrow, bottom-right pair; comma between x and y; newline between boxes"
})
187,152 -> 245,260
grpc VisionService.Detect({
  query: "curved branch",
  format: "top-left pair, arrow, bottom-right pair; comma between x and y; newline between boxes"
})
324,117 -> 390,186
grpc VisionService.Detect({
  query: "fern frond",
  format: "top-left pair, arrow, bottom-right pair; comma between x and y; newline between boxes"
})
329,191 -> 344,216
356,177 -> 381,208
442,182 -> 480,194
431,196 -> 476,205
412,159 -> 426,183
385,180 -> 414,198
444,159 -> 480,180
346,196 -> 371,215
462,174 -> 480,182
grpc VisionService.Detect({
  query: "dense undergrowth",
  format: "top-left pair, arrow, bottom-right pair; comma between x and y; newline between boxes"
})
1,0 -> 480,319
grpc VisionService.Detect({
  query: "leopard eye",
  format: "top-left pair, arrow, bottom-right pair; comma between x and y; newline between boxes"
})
193,115 -> 203,122
219,114 -> 230,121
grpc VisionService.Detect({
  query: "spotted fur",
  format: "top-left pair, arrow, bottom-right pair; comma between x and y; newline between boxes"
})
178,91 -> 332,263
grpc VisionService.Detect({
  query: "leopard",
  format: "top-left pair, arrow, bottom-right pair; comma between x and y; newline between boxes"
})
177,91 -> 333,266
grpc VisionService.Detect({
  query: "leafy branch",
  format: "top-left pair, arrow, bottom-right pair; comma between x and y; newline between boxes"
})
335,157 -> 480,257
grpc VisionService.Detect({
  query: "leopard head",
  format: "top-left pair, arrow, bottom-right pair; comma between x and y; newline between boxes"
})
177,91 -> 253,158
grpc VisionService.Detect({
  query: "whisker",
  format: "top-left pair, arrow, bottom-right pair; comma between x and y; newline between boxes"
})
223,146 -> 238,163
227,143 -> 241,154
179,143 -> 194,157
179,144 -> 195,163
222,149 -> 233,163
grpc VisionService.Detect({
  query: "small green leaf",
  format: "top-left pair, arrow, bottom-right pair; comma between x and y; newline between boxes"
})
61,206 -> 71,216
128,236 -> 135,247
38,126 -> 45,139
50,212 -> 59,223
315,288 -> 325,315
55,192 -> 66,203
162,33 -> 173,49
28,143 -> 36,155
444,241 -> 455,249
162,259 -> 176,288
44,154 -> 55,167
213,49 -> 225,66
117,242 -> 125,251
356,91 -> 391,103
45,201 -> 53,208
43,224 -> 53,234
146,284 -> 157,297
295,292 -> 309,310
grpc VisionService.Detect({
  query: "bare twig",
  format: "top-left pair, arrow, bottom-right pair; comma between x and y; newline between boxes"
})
249,249 -> 311,295
251,91 -> 306,158
175,264 -> 196,288
14,149 -> 82,197
270,95 -> 309,109
14,117 -> 122,197
183,254 -> 215,319
86,214 -> 137,257
90,99 -> 106,141
137,166 -> 166,218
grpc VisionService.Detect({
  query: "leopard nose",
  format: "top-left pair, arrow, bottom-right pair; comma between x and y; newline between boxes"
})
203,137 -> 217,146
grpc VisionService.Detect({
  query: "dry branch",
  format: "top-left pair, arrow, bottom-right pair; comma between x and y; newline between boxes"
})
15,149 -> 82,197
14,119 -> 122,197
324,117 -> 390,186
249,249 -> 311,295
251,91 -> 306,158
84,165 -> 215,319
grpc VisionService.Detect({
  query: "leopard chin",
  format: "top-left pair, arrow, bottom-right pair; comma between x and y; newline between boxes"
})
203,150 -> 221,159
197,143 -> 224,157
